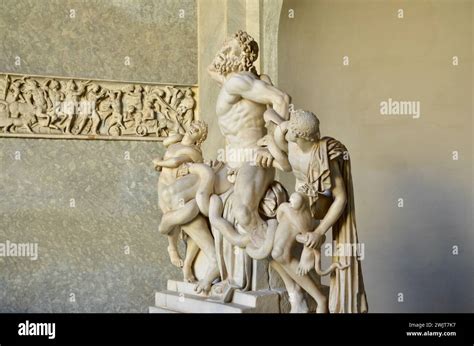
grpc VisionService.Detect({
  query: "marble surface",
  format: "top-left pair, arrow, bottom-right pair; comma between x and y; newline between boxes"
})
0,0 -> 197,85
0,138 -> 181,312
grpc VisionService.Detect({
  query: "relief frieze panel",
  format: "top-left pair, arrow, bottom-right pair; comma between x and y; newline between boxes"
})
0,73 -> 197,141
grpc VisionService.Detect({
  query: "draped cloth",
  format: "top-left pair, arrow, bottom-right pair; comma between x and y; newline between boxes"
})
212,181 -> 286,293
212,187 -> 252,291
299,137 -> 368,313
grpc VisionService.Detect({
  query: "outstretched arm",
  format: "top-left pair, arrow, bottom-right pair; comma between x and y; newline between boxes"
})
154,144 -> 204,171
225,74 -> 290,121
153,155 -> 189,170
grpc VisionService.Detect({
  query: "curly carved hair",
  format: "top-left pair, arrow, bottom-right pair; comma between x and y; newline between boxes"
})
191,120 -> 208,146
213,30 -> 259,75
288,109 -> 320,142
233,30 -> 259,71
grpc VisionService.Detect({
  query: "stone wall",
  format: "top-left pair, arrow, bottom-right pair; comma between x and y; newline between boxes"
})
0,0 -> 197,312
0,139 -> 179,312
0,0 -> 197,85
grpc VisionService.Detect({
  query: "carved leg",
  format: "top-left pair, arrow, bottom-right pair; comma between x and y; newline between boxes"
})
65,116 -> 73,134
183,238 -> 199,283
209,194 -> 250,247
278,258 -> 328,313
49,114 -> 59,130
270,260 -> 309,313
159,199 -> 199,235
188,163 -> 215,217
76,116 -> 88,134
24,122 -> 34,133
233,164 -> 275,240
297,246 -> 316,276
167,229 -> 183,268
181,215 -> 219,294
91,111 -> 101,134
117,114 -> 125,128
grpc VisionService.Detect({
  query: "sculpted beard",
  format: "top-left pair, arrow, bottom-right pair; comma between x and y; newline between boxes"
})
211,52 -> 248,76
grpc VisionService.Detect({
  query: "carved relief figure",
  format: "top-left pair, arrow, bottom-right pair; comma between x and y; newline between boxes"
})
64,80 -> 88,134
0,74 -> 196,140
43,79 -> 65,130
176,89 -> 195,130
84,83 -> 106,134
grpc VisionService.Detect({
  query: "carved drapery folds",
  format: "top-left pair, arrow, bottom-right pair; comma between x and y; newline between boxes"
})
0,73 -> 197,140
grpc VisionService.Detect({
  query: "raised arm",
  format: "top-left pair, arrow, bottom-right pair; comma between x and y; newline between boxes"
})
225,74 -> 290,121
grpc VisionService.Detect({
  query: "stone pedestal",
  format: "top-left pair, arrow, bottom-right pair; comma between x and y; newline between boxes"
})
149,280 -> 284,313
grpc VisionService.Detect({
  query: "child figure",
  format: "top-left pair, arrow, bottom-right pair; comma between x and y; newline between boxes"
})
272,192 -> 348,313
153,120 -> 217,285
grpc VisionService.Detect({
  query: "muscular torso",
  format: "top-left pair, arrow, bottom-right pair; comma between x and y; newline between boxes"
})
216,73 -> 267,168
158,143 -> 202,211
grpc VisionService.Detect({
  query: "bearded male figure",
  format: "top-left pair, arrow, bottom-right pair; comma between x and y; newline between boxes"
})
206,31 -> 293,292
207,30 -> 289,241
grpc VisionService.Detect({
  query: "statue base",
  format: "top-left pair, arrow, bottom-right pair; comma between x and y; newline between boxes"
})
149,280 -> 285,313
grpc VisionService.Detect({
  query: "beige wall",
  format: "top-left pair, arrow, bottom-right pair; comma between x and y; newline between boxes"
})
279,0 -> 473,312
0,0 -> 196,312
0,139 -> 179,312
0,0 -> 197,84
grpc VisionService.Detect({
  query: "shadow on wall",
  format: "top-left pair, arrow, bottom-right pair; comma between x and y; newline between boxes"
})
277,0 -> 473,312
364,170 -> 473,312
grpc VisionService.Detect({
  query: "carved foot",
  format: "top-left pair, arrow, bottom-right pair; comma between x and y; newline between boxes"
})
194,279 -> 212,294
167,247 -> 183,268
208,281 -> 235,303
297,247 -> 315,276
183,267 -> 196,283
315,298 -> 329,313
